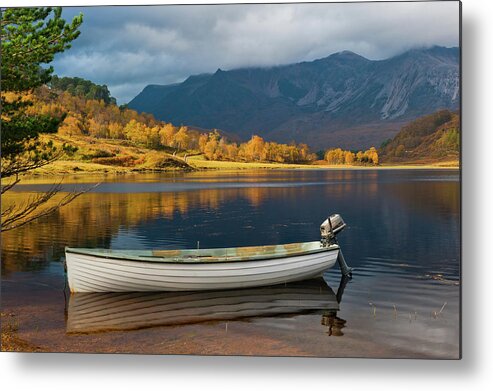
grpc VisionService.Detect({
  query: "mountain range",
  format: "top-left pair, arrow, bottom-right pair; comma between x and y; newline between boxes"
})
129,46 -> 459,150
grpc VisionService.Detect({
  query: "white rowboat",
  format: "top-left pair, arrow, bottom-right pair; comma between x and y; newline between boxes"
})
65,214 -> 352,293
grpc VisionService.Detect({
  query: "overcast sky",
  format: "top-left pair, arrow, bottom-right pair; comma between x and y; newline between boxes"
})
52,1 -> 460,104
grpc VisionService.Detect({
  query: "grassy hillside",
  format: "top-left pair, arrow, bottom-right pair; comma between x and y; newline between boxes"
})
17,85 -> 317,172
380,110 -> 460,165
32,134 -> 193,175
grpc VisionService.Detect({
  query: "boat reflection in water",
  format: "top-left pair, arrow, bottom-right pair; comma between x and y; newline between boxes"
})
66,276 -> 348,335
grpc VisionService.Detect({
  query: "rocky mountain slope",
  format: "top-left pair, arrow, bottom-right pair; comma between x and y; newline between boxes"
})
129,46 -> 459,149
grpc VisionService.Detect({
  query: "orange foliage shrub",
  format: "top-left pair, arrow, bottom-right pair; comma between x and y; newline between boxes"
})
92,155 -> 137,166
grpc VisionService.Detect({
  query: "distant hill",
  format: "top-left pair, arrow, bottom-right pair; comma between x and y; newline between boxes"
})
50,75 -> 116,105
129,46 -> 459,150
379,110 -> 460,164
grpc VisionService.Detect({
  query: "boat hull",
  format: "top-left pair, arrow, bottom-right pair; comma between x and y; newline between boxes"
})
65,246 -> 339,292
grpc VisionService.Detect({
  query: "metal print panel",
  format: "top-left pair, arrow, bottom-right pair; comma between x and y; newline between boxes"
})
1,1 -> 461,358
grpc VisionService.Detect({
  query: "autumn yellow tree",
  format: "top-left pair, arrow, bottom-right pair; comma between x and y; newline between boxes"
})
58,115 -> 84,136
344,151 -> 355,164
244,135 -> 265,161
174,126 -> 191,150
225,143 -> 239,160
325,148 -> 344,164
198,133 -> 208,152
108,122 -> 124,139
87,118 -> 108,138
366,147 -> 379,164
159,123 -> 177,147
147,125 -> 161,149
203,131 -> 221,160
123,119 -> 148,145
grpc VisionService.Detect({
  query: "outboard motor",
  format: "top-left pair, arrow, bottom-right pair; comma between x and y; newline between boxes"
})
320,214 -> 346,246
320,214 -> 353,277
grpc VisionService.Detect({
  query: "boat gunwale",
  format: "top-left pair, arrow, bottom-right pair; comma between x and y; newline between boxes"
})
65,241 -> 339,264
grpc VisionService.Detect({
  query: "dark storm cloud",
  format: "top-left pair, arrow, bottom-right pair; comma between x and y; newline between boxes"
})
52,2 -> 460,103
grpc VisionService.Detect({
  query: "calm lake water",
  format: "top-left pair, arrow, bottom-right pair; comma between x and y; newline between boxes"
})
1,169 -> 460,358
